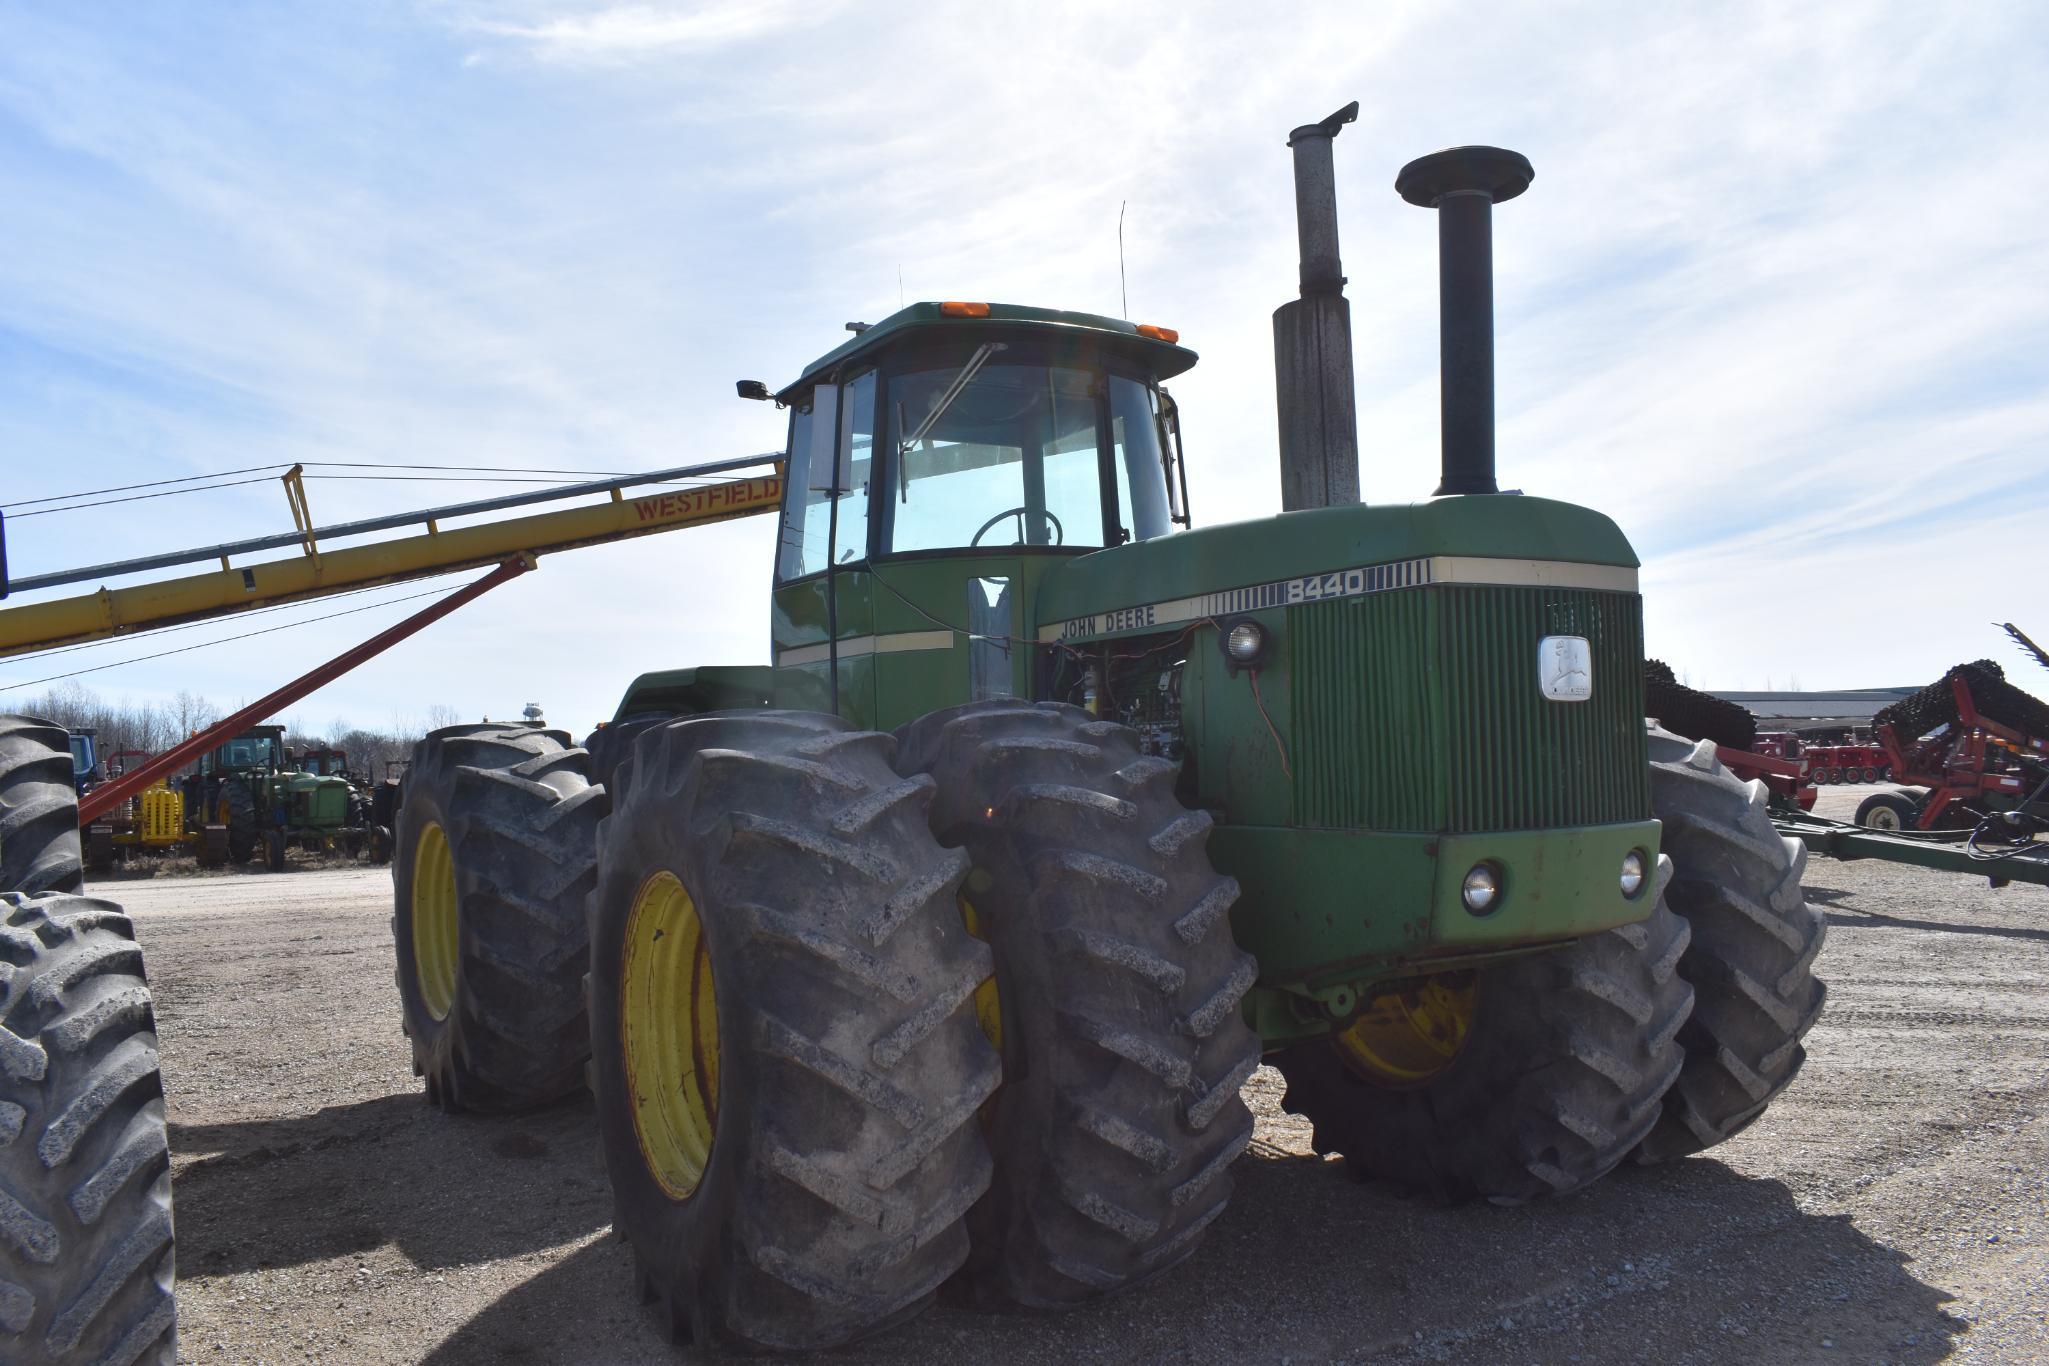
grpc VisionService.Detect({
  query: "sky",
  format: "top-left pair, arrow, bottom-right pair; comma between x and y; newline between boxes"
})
2,1 -> 2046,735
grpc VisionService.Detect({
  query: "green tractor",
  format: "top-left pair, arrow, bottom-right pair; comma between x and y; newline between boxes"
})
182,724 -> 289,869
392,140 -> 1824,1352
290,745 -> 376,857
180,727 -> 367,869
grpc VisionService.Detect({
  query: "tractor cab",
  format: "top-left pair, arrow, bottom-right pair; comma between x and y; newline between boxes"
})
761,302 -> 1196,728
200,726 -> 286,777
66,727 -> 100,794
297,746 -> 352,779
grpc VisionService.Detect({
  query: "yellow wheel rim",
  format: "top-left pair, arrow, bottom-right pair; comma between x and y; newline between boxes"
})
958,894 -> 1002,1053
1334,973 -> 1478,1087
410,821 -> 459,1022
622,871 -> 720,1200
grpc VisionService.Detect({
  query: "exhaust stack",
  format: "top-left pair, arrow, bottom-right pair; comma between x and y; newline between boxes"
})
1396,146 -> 1533,497
1273,101 -> 1361,512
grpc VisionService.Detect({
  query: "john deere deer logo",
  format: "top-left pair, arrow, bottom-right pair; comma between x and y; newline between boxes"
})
1539,635 -> 1593,702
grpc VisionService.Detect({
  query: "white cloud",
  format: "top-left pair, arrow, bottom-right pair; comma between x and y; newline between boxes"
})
457,1 -> 822,64
0,0 -> 2043,731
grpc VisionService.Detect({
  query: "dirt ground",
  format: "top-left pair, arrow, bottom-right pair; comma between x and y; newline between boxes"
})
97,785 -> 2049,1364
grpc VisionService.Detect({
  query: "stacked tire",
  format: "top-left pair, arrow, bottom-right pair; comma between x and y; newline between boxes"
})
1,716 -> 176,1365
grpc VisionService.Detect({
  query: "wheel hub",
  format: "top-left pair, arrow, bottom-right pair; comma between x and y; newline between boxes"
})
410,821 -> 459,1021
622,870 -> 720,1200
1334,973 -> 1478,1086
958,893 -> 1002,1053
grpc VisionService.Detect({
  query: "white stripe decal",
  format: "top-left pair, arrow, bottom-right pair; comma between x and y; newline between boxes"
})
778,629 -> 956,667
1038,556 -> 1638,643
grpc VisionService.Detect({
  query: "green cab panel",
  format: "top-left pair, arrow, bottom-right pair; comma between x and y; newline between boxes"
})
612,665 -> 788,720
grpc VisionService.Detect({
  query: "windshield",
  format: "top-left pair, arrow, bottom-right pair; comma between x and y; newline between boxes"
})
215,736 -> 278,769
882,363 -> 1107,554
777,358 -> 1181,578
68,736 -> 92,776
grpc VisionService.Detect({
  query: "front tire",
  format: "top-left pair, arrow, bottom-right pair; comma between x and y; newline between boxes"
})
1,891 -> 176,1365
1275,891 -> 1694,1203
586,712 -> 998,1351
391,724 -> 604,1112
216,782 -> 260,865
895,701 -> 1260,1307
1637,727 -> 1826,1162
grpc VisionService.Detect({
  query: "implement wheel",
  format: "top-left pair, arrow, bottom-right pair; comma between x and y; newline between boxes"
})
392,723 -> 605,1112
1,891 -> 176,1364
1636,727 -> 1826,1161
1275,889 -> 1694,1203
895,701 -> 1260,1307
1855,791 -> 1917,832
587,712 -> 996,1351
0,716 -> 84,896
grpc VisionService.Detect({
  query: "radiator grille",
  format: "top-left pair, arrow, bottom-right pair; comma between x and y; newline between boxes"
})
1291,585 -> 1648,833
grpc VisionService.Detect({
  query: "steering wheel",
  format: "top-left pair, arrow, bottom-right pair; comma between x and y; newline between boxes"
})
970,506 -> 1064,547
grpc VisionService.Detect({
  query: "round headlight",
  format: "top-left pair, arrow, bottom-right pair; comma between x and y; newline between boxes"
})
1460,862 -> 1500,914
1620,849 -> 1647,899
1225,621 -> 1265,663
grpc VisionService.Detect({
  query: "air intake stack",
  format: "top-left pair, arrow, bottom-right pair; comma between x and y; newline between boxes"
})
1396,146 -> 1534,496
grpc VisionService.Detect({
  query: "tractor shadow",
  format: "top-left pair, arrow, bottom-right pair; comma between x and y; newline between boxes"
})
168,1090 -> 609,1278
420,1132 -> 1965,1364
1823,905 -> 2049,942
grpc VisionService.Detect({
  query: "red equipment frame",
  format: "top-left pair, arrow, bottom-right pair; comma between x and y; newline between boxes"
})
77,557 -> 530,827
1717,745 -> 1817,812
1872,673 -> 2047,831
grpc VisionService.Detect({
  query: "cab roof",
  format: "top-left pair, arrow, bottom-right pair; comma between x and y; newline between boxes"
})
778,302 -> 1198,400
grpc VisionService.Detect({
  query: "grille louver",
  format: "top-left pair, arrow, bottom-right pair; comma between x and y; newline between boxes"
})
1291,585 -> 1648,832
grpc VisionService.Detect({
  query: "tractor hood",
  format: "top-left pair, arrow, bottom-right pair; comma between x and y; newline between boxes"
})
1035,496 -> 1639,640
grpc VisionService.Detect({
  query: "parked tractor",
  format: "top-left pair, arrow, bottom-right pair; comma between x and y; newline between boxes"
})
0,134 -> 1829,1364
384,142 -> 1825,1352
180,724 -> 290,870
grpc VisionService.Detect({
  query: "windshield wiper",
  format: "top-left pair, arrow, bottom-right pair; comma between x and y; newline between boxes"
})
898,342 -> 1006,502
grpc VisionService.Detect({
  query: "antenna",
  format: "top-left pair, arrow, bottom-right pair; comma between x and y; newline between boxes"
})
898,264 -> 904,309
1118,201 -> 1129,318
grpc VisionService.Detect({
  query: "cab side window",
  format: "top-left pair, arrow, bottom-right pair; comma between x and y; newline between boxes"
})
777,371 -> 878,578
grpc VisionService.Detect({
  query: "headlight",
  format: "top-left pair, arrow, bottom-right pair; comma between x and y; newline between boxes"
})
1460,862 -> 1500,914
1225,621 -> 1265,663
1620,849 -> 1647,898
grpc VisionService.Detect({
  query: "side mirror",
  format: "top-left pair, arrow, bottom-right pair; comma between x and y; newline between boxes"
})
736,379 -> 771,401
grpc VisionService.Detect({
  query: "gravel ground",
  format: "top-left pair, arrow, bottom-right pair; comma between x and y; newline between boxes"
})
97,784 -> 2049,1363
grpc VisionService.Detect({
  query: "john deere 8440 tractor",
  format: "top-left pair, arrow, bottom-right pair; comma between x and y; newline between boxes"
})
387,143 -> 1824,1352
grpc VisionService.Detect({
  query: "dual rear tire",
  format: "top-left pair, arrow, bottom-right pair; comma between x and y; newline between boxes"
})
585,712 -> 998,1350
895,702 -> 1260,1307
399,704 -> 1258,1348
391,724 -> 605,1112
